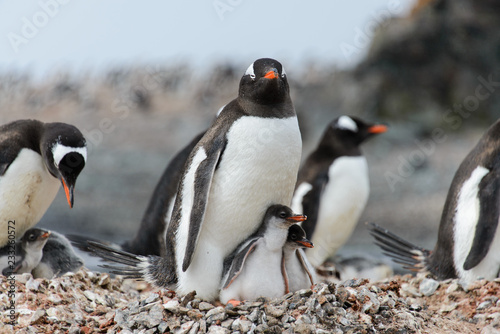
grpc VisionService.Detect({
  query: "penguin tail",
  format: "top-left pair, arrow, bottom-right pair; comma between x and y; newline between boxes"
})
367,222 -> 431,272
66,234 -> 124,254
86,241 -> 176,288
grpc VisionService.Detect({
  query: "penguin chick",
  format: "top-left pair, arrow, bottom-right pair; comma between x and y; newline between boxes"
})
32,231 -> 84,278
282,224 -> 316,293
0,228 -> 50,276
219,205 -> 306,304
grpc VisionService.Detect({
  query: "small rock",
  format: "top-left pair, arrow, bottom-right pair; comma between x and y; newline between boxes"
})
247,308 -> 260,322
83,290 -> 97,302
25,277 -> 40,291
265,304 -> 285,318
188,322 -> 200,334
164,300 -> 180,314
144,293 -> 160,305
48,293 -> 62,304
175,320 -> 194,334
181,291 -> 197,307
147,304 -> 164,327
98,273 -> 111,286
477,300 -> 493,311
199,301 -> 215,311
419,278 -> 440,296
207,325 -> 230,334
29,309 -> 46,324
446,282 -> 460,293
220,318 -> 234,328
206,306 -> 226,323
439,302 -> 457,313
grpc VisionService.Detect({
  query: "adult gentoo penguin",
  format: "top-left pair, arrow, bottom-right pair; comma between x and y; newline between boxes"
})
89,58 -> 302,301
0,228 -> 50,276
0,120 -> 87,247
370,118 -> 500,283
291,115 -> 387,267
219,205 -> 306,304
282,224 -> 316,293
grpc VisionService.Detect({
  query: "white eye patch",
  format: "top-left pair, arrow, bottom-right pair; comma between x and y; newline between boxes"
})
281,66 -> 286,77
336,116 -> 358,132
245,63 -> 255,79
52,143 -> 87,167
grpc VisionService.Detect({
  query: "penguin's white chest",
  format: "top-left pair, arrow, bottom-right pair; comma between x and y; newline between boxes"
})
219,240 -> 285,303
454,166 -> 500,282
0,149 -> 60,247
177,116 -> 301,300
308,156 -> 369,267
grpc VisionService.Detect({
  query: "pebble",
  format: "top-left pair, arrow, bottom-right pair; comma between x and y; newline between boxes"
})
199,302 -> 215,311
419,278 -> 440,296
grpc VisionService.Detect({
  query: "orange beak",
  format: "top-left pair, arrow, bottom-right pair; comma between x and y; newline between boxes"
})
61,178 -> 73,208
286,214 -> 307,223
41,231 -> 51,239
263,69 -> 278,79
368,124 -> 388,134
297,239 -> 314,248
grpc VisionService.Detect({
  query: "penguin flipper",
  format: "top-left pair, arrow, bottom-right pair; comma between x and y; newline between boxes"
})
221,238 -> 259,289
300,174 -> 327,240
464,171 -> 500,270
182,137 -> 226,272
66,234 -> 124,254
296,248 -> 316,286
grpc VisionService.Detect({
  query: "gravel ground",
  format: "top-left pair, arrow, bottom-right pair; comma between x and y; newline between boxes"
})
2,269 -> 500,333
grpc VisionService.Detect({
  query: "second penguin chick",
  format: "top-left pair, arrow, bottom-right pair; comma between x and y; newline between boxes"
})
0,228 -> 50,276
220,205 -> 306,304
32,231 -> 84,278
282,224 -> 317,293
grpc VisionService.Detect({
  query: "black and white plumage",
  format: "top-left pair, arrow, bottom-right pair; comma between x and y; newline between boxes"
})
164,58 -> 301,300
370,118 -> 500,283
282,224 -> 316,293
67,131 -> 205,257
0,119 -> 87,247
0,228 -> 50,276
85,59 -> 302,301
32,231 -> 84,278
219,205 -> 306,304
291,115 -> 387,267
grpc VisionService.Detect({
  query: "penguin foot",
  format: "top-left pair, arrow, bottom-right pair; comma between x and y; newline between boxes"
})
226,299 -> 242,307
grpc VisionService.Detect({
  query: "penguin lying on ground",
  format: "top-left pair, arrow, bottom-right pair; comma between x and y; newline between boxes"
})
68,131 -> 204,257
219,205 -> 307,305
32,231 -> 84,278
291,115 -> 387,267
282,224 -> 316,293
0,119 -> 87,247
0,228 -> 50,276
369,117 -> 500,283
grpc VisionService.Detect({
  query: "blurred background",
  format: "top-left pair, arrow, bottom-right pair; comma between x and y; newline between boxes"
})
1,0 -> 499,272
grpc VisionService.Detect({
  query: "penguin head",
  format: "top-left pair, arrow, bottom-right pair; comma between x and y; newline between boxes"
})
264,204 -> 307,230
325,115 -> 387,147
239,58 -> 290,105
21,228 -> 51,250
287,224 -> 314,249
41,123 -> 87,208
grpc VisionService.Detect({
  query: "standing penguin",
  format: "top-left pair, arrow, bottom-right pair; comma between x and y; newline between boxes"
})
87,58 -> 301,301
370,118 -> 500,283
0,120 -> 87,247
0,228 -> 50,275
282,224 -> 316,293
219,205 -> 306,304
291,115 -> 387,267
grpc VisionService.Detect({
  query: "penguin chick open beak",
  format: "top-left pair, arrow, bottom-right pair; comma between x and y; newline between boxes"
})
263,69 -> 278,80
368,124 -> 388,134
286,214 -> 307,223
61,178 -> 74,208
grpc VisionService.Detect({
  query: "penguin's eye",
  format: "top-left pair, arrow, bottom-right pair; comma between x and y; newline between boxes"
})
279,212 -> 287,218
291,234 -> 297,241
28,234 -> 36,241
249,74 -> 256,80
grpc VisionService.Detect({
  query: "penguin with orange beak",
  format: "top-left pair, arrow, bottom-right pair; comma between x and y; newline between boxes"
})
0,119 -> 87,247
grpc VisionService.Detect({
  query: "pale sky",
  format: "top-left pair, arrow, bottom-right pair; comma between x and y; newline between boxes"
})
0,1 -> 413,78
